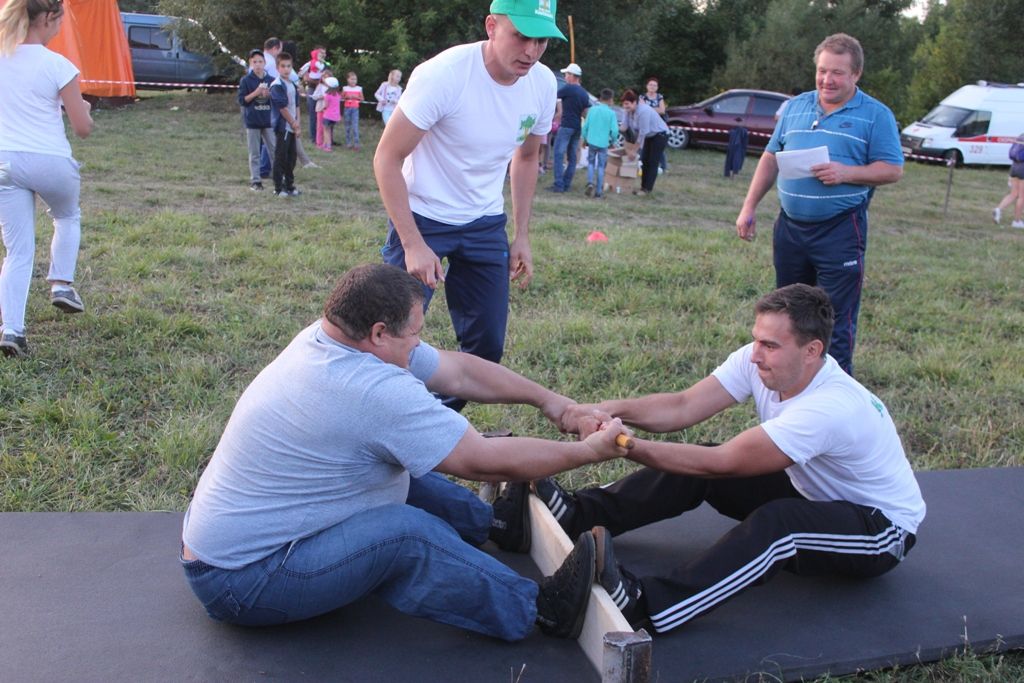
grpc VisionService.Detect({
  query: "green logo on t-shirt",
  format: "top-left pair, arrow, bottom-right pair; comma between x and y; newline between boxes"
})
870,395 -> 885,417
518,114 -> 537,143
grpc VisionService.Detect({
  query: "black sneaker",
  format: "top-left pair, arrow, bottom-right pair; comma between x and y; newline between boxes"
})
249,182 -> 264,191
489,482 -> 530,553
532,477 -> 577,534
0,331 -> 28,358
536,530 -> 596,638
585,183 -> 594,197
50,287 -> 85,313
593,526 -> 647,628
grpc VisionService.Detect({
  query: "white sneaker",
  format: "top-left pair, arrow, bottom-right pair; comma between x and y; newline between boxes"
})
1012,220 -> 1024,229
303,161 -> 320,169
993,207 -> 1002,224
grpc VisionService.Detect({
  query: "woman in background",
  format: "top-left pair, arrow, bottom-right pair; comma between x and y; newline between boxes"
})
0,0 -> 93,358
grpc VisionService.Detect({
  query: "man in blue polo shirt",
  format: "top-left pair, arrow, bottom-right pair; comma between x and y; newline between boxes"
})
735,33 -> 903,375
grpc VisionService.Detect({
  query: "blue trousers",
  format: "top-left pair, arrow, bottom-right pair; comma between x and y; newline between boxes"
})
773,203 -> 868,375
382,212 -> 509,360
182,473 -> 538,641
344,107 -> 360,146
551,126 -> 580,191
586,146 -> 608,196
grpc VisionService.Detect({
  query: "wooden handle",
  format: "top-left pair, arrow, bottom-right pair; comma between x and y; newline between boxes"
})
615,434 -> 635,449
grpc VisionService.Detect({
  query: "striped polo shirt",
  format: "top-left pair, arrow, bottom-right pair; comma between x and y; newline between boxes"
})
766,89 -> 903,222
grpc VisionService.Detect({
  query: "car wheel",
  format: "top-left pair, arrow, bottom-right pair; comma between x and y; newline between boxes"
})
667,125 -> 689,149
943,149 -> 963,167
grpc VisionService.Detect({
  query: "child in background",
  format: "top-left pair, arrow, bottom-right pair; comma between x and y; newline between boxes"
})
269,52 -> 301,196
373,69 -> 403,125
581,89 -> 619,198
311,68 -> 332,150
321,76 -> 342,151
238,49 -> 275,190
342,71 -> 363,150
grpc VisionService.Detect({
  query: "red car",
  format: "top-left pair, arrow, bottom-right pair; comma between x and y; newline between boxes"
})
665,89 -> 791,151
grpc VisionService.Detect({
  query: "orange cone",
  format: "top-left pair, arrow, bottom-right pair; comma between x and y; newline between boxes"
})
586,230 -> 609,243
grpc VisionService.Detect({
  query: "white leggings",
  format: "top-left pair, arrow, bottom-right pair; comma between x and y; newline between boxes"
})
0,151 -> 82,335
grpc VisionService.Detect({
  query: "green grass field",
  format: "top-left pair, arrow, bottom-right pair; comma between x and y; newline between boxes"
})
1,91 -> 1022,679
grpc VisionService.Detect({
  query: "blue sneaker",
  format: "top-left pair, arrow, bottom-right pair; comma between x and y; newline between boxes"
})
50,286 -> 84,313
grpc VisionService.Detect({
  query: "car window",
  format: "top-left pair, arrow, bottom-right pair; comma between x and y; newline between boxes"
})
712,96 -> 750,115
751,96 -> 784,117
129,26 -> 172,50
956,110 -> 991,138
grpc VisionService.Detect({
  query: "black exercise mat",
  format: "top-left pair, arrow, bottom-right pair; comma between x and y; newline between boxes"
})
0,511 -> 596,682
1,468 -> 1020,682
613,467 -> 1024,681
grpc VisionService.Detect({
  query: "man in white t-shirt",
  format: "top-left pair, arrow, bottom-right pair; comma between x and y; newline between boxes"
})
262,37 -> 281,79
374,0 -> 563,410
538,283 -> 926,633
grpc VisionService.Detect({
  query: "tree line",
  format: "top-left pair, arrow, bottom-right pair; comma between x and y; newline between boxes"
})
153,0 -> 1023,126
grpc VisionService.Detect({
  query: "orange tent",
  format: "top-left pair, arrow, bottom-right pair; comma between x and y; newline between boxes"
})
0,0 -> 135,97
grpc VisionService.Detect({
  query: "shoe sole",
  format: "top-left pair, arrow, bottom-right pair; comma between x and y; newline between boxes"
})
562,532 -> 596,639
1,342 -> 27,358
593,526 -> 628,610
51,299 -> 84,314
504,482 -> 531,553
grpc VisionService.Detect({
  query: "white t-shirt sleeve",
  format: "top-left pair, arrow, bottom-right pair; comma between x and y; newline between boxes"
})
398,58 -> 459,132
710,345 -> 755,403
49,52 -> 80,92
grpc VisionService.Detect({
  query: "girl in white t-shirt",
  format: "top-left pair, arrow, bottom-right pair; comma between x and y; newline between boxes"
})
374,69 -> 403,126
0,0 -> 93,359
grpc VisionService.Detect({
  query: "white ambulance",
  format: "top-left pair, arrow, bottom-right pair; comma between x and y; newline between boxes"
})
900,82 -> 1024,165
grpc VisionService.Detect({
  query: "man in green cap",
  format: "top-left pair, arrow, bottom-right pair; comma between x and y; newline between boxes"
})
374,1 -> 564,411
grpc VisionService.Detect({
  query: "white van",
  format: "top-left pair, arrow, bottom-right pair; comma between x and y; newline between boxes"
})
900,82 -> 1024,165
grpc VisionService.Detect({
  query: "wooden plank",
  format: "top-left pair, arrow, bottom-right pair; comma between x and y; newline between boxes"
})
528,494 -> 638,678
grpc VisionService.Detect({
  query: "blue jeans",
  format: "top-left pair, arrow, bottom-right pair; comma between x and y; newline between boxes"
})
382,212 -> 510,411
551,126 -> 580,191
586,146 -> 608,196
182,473 -> 538,641
773,202 -> 868,375
344,107 -> 360,146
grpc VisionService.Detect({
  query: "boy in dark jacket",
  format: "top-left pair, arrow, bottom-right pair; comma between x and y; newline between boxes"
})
269,53 -> 301,197
238,49 -> 275,191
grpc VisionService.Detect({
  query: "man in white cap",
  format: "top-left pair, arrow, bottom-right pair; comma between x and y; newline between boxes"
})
548,62 -> 589,193
374,1 -> 564,410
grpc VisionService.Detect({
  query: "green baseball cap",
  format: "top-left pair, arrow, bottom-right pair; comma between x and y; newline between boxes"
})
489,0 -> 567,41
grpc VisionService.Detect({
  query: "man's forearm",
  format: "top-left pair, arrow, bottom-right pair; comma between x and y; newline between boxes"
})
844,160 -> 903,187
509,145 -> 539,241
374,155 -> 425,249
435,351 -> 569,415
741,152 -> 779,211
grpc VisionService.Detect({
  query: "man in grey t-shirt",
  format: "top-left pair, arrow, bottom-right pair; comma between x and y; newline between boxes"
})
181,263 -> 632,641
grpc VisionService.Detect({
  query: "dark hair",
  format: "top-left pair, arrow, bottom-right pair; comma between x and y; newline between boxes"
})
247,48 -> 263,60
621,89 -> 638,103
323,264 -> 424,341
814,33 -> 863,74
277,52 -> 293,65
599,88 -> 614,101
263,37 -> 281,51
754,284 -> 834,355
645,77 -> 659,86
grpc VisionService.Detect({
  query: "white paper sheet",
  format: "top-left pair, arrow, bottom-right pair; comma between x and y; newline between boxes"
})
776,146 -> 830,180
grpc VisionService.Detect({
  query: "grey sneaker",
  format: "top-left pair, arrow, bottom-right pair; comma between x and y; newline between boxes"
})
303,161 -> 320,169
532,477 -> 578,535
1013,220 -> 1024,229
585,183 -> 594,197
536,530 -> 596,638
593,526 -> 647,628
993,207 -> 1002,224
50,287 -> 85,313
287,188 -> 302,197
489,482 -> 530,553
0,331 -> 28,358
